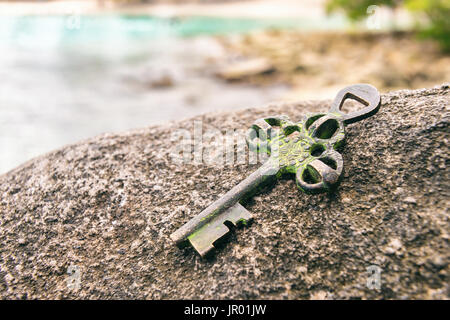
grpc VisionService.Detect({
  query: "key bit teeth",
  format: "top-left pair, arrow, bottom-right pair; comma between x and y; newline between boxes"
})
186,203 -> 252,257
188,223 -> 229,257
225,202 -> 252,226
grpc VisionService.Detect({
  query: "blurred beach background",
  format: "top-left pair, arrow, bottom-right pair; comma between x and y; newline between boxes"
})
0,0 -> 449,174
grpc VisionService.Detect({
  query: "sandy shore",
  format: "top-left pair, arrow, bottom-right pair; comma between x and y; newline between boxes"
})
217,30 -> 450,101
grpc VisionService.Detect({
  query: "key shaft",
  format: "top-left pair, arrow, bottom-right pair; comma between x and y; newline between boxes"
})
170,161 -> 277,247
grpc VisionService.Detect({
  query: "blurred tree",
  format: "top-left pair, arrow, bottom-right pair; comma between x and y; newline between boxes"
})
406,0 -> 450,52
325,0 -> 450,52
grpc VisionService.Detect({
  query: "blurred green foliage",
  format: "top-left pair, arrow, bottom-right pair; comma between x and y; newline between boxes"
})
326,0 -> 397,20
326,0 -> 450,52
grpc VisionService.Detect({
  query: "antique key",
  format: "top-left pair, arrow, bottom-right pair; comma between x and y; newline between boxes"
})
171,84 -> 381,257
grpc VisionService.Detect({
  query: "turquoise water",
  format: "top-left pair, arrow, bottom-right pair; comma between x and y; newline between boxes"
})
0,14 -> 349,43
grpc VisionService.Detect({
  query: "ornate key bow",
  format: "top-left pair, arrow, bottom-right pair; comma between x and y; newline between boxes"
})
171,84 -> 381,257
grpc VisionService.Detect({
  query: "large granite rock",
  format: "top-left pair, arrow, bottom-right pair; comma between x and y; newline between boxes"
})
0,85 -> 448,299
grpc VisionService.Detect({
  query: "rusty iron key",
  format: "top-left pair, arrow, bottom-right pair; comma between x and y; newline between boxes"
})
170,84 -> 381,257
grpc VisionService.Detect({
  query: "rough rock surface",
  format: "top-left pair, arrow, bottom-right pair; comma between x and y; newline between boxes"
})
0,85 -> 449,299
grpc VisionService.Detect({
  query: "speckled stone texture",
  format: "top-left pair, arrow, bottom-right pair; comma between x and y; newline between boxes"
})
0,85 -> 449,299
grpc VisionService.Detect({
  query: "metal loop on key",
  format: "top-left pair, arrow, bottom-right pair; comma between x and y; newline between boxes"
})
245,115 -> 291,153
329,83 -> 381,124
306,114 -> 345,149
296,149 -> 343,193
